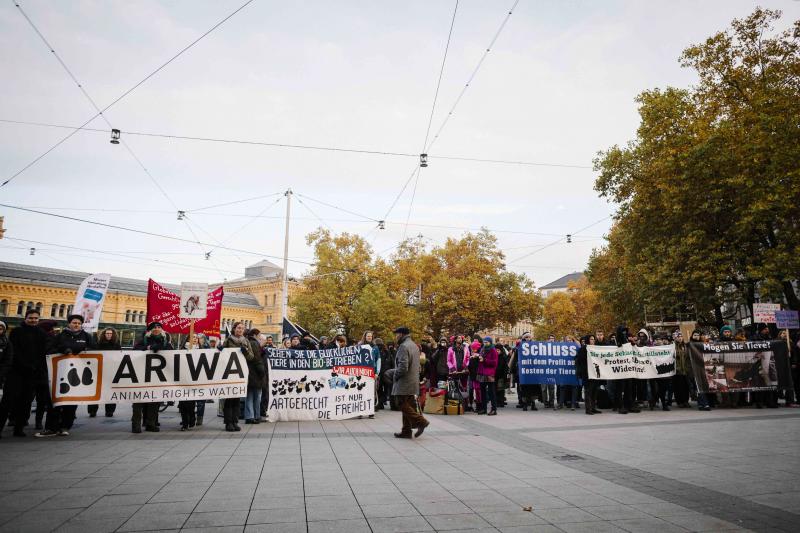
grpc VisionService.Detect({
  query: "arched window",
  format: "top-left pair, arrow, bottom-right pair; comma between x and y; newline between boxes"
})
58,304 -> 66,317
35,302 -> 42,314
272,293 -> 276,306
26,301 -> 34,312
51,303 -> 58,317
264,295 -> 269,306
67,305 -> 73,315
125,310 -> 131,322
17,301 -> 24,315
139,311 -> 145,324
0,299 -> 8,316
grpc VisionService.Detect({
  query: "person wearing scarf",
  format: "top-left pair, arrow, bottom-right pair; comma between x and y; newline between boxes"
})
476,337 -> 498,415
222,322 -> 253,432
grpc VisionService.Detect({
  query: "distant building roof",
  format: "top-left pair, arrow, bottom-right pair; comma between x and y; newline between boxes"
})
0,261 -> 261,308
244,259 -> 283,279
540,272 -> 585,290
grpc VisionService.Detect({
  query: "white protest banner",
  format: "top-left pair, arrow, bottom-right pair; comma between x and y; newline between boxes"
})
266,345 -> 375,421
753,303 -> 781,324
587,343 -> 676,380
180,282 -> 209,319
46,348 -> 248,406
73,273 -> 111,332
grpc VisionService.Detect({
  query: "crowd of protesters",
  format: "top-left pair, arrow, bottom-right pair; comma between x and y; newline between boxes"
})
1,308 -> 799,440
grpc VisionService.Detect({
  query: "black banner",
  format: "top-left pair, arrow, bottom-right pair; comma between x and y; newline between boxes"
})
688,341 -> 793,393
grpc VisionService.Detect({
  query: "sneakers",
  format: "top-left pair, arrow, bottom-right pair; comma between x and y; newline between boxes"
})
34,430 -> 58,438
57,429 -> 70,436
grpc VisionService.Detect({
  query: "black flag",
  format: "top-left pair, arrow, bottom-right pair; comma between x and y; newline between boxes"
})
282,318 -> 319,344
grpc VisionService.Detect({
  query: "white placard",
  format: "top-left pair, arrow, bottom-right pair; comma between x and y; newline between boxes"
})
753,303 -> 781,324
73,273 -> 111,332
180,282 -> 208,319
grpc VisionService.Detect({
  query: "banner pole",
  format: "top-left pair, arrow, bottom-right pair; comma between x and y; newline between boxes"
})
189,319 -> 196,348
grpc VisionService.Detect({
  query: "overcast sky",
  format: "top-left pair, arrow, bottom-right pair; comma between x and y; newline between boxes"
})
1,0 -> 797,288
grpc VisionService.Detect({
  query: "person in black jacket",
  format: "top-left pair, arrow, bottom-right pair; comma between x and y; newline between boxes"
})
577,334 -> 602,415
35,314 -> 94,438
132,322 -> 174,433
3,310 -> 48,437
87,328 -> 120,418
0,320 -> 15,439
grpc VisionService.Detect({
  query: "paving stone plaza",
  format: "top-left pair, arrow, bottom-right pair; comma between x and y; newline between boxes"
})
1,397 -> 799,533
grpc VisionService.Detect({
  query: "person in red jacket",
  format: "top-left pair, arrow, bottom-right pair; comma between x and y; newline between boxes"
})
476,336 -> 498,415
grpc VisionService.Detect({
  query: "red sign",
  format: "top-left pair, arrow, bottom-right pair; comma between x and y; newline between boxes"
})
146,279 -> 223,337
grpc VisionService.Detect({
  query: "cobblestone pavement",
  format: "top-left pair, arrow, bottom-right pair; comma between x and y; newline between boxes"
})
1,395 -> 799,533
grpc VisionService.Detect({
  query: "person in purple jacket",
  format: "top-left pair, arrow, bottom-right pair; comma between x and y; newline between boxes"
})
476,336 -> 498,416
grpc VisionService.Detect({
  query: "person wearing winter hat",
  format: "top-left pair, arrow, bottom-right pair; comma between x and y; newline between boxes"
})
717,326 -> 739,408
221,322 -> 253,432
35,315 -> 94,438
476,337 -> 498,415
130,322 -> 173,433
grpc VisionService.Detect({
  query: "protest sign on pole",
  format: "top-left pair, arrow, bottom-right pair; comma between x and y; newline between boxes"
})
587,343 -> 675,380
147,279 -> 222,337
73,273 -> 111,332
753,303 -> 781,324
688,341 -> 792,393
180,282 -> 208,319
775,310 -> 799,330
517,341 -> 580,386
46,348 -> 248,406
265,345 -> 375,421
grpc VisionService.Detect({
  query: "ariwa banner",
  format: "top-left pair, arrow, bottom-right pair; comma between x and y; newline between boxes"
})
146,279 -> 223,337
517,341 -> 581,386
46,348 -> 248,406
587,343 -> 676,380
688,341 -> 793,393
266,345 -> 375,421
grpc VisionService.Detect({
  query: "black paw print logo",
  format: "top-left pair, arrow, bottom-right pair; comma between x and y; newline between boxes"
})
59,361 -> 94,394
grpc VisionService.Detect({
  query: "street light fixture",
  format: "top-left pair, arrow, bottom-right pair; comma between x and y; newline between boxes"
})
419,153 -> 428,168
110,129 -> 121,144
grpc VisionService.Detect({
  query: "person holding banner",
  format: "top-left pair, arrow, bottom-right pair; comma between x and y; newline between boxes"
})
576,334 -> 601,415
222,322 -> 251,432
243,328 -> 266,425
35,314 -> 94,438
131,322 -> 173,433
87,328 -> 120,418
389,327 -> 429,438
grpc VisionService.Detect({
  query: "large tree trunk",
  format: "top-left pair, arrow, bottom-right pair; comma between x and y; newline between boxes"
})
782,281 -> 800,311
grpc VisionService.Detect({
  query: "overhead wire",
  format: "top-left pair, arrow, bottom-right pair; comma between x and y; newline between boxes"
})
425,0 -> 521,153
295,193 -> 378,222
403,0 -> 460,240
2,0 -> 255,189
187,191 -> 283,213
3,237 -> 245,276
11,0 -> 238,277
0,118 -> 593,170
0,203 -> 320,266
295,196 -> 333,232
507,215 -> 611,265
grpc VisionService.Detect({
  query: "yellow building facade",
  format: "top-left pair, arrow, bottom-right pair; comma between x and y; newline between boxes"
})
0,260 -> 300,345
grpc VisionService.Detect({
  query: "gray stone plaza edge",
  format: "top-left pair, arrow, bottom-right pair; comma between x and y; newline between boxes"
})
0,396 -> 799,533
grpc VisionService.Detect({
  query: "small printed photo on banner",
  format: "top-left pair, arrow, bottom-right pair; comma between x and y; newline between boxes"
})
699,351 -> 778,392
